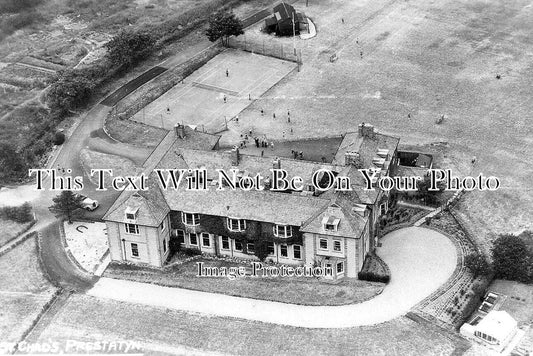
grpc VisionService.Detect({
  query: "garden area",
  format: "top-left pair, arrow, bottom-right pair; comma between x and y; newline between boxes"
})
0,202 -> 34,247
103,256 -> 385,306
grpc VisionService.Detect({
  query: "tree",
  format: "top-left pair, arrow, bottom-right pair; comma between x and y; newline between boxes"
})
49,191 -> 84,224
491,234 -> 532,283
205,11 -> 244,47
105,30 -> 155,70
464,254 -> 491,277
46,70 -> 95,114
417,174 -> 445,206
0,143 -> 27,183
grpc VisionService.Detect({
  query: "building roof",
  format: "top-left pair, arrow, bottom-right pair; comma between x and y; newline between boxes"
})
333,126 -> 400,169
301,196 -> 368,237
173,148 -> 342,186
159,175 -> 329,226
103,176 -> 170,227
273,2 -> 297,21
476,310 -> 517,342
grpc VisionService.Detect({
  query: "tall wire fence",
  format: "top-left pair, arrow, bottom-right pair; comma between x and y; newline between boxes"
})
227,36 -> 302,68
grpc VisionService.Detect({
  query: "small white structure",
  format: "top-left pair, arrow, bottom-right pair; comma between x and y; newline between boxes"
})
461,310 -> 518,352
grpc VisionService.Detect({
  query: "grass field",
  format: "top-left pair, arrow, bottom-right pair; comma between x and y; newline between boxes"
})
104,257 -> 384,306
224,0 -> 533,241
132,49 -> 296,132
0,218 -> 33,247
0,236 -> 57,343
34,294 -> 467,355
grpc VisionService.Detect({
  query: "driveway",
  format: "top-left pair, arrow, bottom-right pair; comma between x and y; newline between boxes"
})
87,227 -> 457,328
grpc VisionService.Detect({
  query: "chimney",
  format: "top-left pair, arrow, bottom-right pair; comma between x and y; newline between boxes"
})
359,122 -> 375,138
231,147 -> 240,166
272,157 -> 281,170
345,151 -> 363,168
174,124 -> 186,139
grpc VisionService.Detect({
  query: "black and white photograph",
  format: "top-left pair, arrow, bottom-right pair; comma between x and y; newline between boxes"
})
0,0 -> 532,355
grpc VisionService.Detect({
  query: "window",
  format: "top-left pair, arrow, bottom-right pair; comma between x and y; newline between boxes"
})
221,236 -> 230,250
319,239 -> 328,250
131,243 -> 139,257
380,203 -> 387,216
227,218 -> 246,232
176,229 -> 185,244
163,238 -> 167,253
160,219 -> 166,232
246,243 -> 254,253
322,216 -> 340,232
125,206 -> 138,221
181,212 -> 200,226
333,240 -> 342,252
337,262 -> 344,273
189,233 -> 198,246
293,245 -> 302,259
280,245 -> 288,257
201,233 -> 210,247
267,242 -> 274,255
273,224 -> 293,238
234,240 -> 243,251
125,223 -> 139,235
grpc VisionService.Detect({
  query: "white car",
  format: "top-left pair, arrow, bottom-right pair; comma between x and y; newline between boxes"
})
77,194 -> 99,211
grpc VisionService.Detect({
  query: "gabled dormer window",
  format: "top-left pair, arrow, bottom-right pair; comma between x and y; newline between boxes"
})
125,206 -> 139,221
322,216 -> 340,232
273,224 -> 292,238
182,212 -> 200,226
227,218 -> 246,232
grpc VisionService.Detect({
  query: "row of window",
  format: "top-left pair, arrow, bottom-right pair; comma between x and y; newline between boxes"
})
319,238 -> 343,252
175,230 -> 302,259
180,213 -> 293,237
124,219 -> 166,235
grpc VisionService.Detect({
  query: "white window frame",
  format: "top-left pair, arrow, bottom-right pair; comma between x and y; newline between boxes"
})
293,245 -> 302,259
131,243 -> 139,257
160,219 -> 166,232
267,242 -> 275,255
221,236 -> 230,250
333,239 -> 342,252
201,233 -> 211,247
175,229 -> 185,244
181,212 -> 200,226
273,224 -> 292,238
246,242 -> 254,254
280,244 -> 288,257
319,238 -> 328,250
125,206 -> 138,222
163,238 -> 168,253
336,261 -> 344,274
125,223 -> 139,235
189,233 -> 198,246
227,218 -> 246,232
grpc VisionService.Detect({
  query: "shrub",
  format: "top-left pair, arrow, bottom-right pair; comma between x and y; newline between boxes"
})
464,253 -> 492,277
358,271 -> 390,283
491,234 -> 532,283
182,248 -> 202,256
53,131 -> 66,145
0,202 -> 33,223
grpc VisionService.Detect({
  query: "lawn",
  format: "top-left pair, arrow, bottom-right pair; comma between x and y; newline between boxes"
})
34,293 -> 469,355
225,0 -> 533,242
0,236 -> 57,343
0,218 -> 34,247
104,257 -> 385,306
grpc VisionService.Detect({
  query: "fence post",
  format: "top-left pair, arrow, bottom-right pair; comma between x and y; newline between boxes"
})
263,39 -> 265,54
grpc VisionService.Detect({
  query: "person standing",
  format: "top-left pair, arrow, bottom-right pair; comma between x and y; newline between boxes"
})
226,69 -> 229,77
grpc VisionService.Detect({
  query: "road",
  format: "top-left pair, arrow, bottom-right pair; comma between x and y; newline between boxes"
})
39,221 -> 98,291
88,227 -> 457,328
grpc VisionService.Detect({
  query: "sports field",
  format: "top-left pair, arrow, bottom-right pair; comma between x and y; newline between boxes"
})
131,49 -> 296,132
223,0 -> 533,243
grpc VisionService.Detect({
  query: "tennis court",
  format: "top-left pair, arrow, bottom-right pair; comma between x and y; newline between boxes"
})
131,49 -> 296,132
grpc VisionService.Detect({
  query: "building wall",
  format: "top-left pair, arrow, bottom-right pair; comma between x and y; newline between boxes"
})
106,220 -> 166,267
